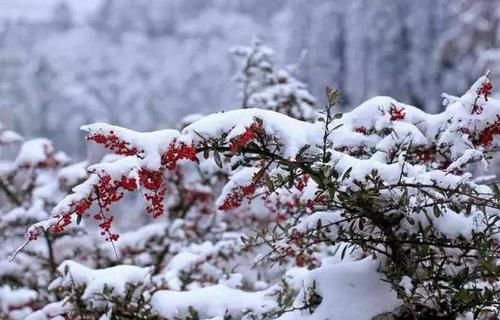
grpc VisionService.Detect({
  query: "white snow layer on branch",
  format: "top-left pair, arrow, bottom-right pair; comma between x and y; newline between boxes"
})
151,285 -> 277,319
278,258 -> 399,320
49,260 -> 151,299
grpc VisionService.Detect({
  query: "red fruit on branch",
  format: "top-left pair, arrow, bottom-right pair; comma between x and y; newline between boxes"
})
162,141 -> 198,170
230,122 -> 262,153
480,80 -> 493,101
219,183 -> 256,210
389,105 -> 406,121
87,131 -> 140,156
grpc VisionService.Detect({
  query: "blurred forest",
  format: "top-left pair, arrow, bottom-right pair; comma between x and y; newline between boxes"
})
0,0 -> 499,155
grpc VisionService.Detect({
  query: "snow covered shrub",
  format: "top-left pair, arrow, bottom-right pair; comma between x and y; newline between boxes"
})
0,131 -> 90,319
12,73 -> 500,320
231,39 -> 317,121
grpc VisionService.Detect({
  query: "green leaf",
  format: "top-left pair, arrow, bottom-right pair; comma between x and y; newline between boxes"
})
341,167 -> 353,181
265,175 -> 275,192
331,123 -> 344,131
492,183 -> 500,199
333,112 -> 343,119
358,218 -> 364,230
433,205 -> 442,218
340,244 -> 348,260
406,216 -> 415,225
325,87 -> 341,105
214,151 -> 222,168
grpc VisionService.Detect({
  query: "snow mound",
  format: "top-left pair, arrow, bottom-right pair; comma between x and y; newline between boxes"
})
151,285 -> 277,319
279,258 -> 399,320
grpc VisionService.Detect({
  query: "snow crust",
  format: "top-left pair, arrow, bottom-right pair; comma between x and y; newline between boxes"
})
151,285 -> 277,319
279,258 -> 399,320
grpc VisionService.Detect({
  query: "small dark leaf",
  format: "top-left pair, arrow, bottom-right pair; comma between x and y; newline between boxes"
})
406,216 -> 415,225
214,151 -> 223,168
331,123 -> 344,131
341,244 -> 348,260
492,183 -> 500,199
253,166 -> 266,184
265,175 -> 275,192
433,205 -> 441,218
341,167 -> 353,181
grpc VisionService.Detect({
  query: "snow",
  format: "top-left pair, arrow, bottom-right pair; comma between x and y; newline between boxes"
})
215,167 -> 257,209
14,138 -> 53,166
0,129 -> 22,144
1,201 -> 48,225
433,207 -> 481,239
0,285 -> 37,314
328,149 -> 422,188
49,260 -> 151,299
113,222 -> 168,253
151,285 -> 277,319
4,61 -> 500,320
399,276 -> 414,296
81,123 -> 180,170
183,108 -> 322,159
24,299 -> 72,320
278,258 -> 399,320
446,149 -> 487,173
157,240 -> 242,291
57,161 -> 88,186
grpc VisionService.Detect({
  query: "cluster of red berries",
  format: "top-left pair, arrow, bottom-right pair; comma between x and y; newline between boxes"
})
119,175 -> 138,191
354,127 -> 368,134
480,80 -> 493,102
290,229 -> 304,245
218,183 -> 256,210
162,141 -> 198,170
472,80 -> 493,114
139,169 -> 166,218
85,174 -> 138,241
138,169 -> 163,190
29,134 -> 203,243
48,173 -> 139,241
230,121 -> 262,153
280,244 -> 319,268
389,104 -> 406,121
144,187 -> 166,218
97,215 -> 119,241
475,117 -> 500,147
73,198 -> 92,218
306,194 -> 328,210
295,254 -> 320,269
87,131 -> 140,156
51,213 -> 74,234
295,175 -> 309,191
95,174 -> 126,207
27,229 -> 40,241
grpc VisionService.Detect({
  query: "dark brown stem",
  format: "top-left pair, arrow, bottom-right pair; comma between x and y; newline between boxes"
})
0,177 -> 21,206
